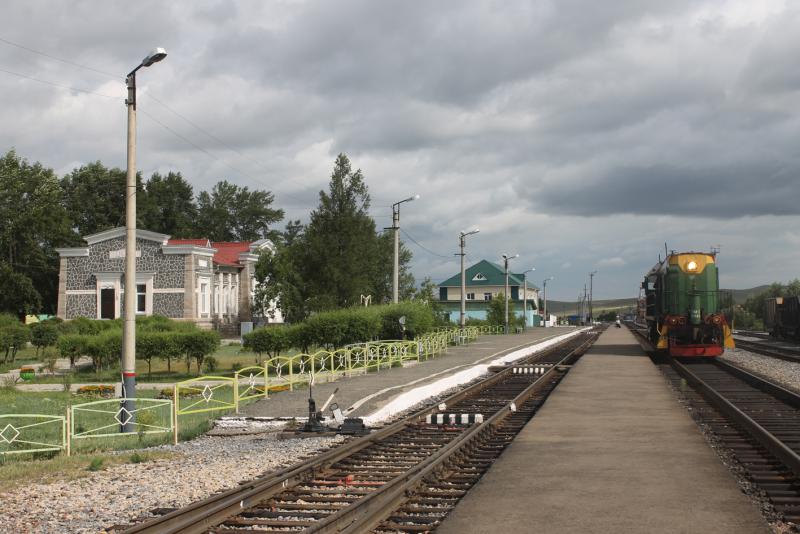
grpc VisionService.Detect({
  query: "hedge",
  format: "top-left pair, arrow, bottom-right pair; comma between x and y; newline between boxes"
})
244,302 -> 436,356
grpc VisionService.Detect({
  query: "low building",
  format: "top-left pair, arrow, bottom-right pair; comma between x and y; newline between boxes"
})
436,259 -> 540,326
55,227 -> 281,332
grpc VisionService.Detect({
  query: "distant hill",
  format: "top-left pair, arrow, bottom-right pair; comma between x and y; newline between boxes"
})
544,286 -> 770,315
724,285 -> 770,304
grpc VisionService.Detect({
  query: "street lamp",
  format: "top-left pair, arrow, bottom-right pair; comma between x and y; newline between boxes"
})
121,47 -> 167,432
542,276 -> 554,327
458,229 -> 479,329
391,194 -> 419,304
589,270 -> 598,324
521,267 -> 535,330
501,253 -> 519,334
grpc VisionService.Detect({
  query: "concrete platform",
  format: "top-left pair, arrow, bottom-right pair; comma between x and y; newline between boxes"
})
239,329 -> 568,419
438,327 -> 771,534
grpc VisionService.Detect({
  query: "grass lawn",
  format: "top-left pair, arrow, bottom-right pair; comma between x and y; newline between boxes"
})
0,346 -> 42,373
0,450 -> 174,490
0,388 -> 241,459
21,344 -> 302,384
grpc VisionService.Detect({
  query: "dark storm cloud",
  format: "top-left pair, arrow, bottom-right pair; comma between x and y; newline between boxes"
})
531,162 -> 800,218
2,0 -> 800,297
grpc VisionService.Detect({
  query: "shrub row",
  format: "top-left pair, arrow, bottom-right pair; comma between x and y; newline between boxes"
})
244,302 -> 435,357
57,328 -> 220,375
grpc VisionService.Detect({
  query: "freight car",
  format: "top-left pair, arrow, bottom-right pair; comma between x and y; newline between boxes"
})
642,251 -> 734,357
764,296 -> 800,339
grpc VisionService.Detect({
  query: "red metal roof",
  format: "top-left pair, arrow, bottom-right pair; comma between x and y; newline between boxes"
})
167,239 -> 211,247
211,241 -> 251,266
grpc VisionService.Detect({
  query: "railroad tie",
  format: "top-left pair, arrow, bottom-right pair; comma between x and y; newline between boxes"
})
425,413 -> 484,425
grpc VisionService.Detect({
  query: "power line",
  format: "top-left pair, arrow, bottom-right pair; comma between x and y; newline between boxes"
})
400,228 -> 452,259
0,36 -> 120,79
0,66 -> 118,99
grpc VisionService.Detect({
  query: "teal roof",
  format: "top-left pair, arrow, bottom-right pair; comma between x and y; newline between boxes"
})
438,259 -> 538,289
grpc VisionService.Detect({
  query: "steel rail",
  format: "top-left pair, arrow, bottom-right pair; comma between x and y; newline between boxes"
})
312,335 -> 595,533
121,332 -> 594,534
733,338 -> 800,363
668,358 -> 800,478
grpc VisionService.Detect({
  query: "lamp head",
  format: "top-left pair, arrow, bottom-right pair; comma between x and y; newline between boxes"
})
142,47 -> 167,67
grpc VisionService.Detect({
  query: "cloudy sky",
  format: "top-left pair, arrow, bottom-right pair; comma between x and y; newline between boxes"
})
2,0 -> 799,301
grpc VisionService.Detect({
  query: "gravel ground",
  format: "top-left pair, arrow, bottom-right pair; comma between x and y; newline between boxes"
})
721,347 -> 800,395
0,430 -> 344,534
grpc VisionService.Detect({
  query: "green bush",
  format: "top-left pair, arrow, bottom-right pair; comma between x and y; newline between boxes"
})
204,355 -> 219,373
30,321 -> 60,355
0,323 -> 31,364
245,303 -> 436,354
85,330 -> 122,373
243,326 -> 290,360
176,330 -> 220,374
57,333 -> 89,369
88,457 -> 104,471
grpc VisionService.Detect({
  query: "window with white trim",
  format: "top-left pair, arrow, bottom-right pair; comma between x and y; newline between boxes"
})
484,292 -> 493,301
466,292 -> 475,300
136,284 -> 146,314
472,273 -> 487,281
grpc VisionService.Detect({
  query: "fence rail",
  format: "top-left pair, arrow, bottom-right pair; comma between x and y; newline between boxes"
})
3,325 -> 507,458
0,414 -> 66,455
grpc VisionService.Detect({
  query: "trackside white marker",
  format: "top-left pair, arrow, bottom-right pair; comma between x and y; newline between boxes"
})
361,328 -> 589,426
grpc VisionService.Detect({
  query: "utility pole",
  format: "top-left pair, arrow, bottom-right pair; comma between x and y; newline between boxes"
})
502,253 -> 519,334
522,268 -> 535,331
542,276 -> 553,327
583,284 -> 588,325
122,48 -> 167,432
391,194 -> 418,304
458,229 -> 479,330
589,270 -> 597,325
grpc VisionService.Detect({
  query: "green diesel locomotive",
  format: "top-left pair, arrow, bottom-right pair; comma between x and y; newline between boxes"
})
642,251 -> 734,357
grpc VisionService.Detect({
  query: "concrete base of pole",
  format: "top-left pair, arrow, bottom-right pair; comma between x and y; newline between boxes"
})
121,374 -> 136,433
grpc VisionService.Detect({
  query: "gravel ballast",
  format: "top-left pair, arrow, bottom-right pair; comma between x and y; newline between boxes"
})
0,431 -> 343,534
721,347 -> 800,395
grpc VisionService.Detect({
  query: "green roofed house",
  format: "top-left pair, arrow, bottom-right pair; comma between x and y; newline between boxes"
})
436,259 -> 540,326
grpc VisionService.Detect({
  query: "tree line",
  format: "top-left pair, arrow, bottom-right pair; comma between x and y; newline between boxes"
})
0,149 -> 416,320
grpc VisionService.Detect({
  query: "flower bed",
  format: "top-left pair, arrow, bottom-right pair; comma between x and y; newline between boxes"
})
75,384 -> 115,398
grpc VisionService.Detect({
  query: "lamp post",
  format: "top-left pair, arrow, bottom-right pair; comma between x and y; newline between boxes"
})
589,270 -> 597,325
122,47 -> 167,432
502,253 -> 519,334
542,276 -> 554,327
458,229 -> 480,329
521,267 -> 535,330
391,194 -> 419,304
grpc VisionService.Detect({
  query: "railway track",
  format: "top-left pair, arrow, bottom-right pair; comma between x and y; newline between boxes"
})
660,357 -> 800,525
733,337 -> 800,364
120,330 -> 599,534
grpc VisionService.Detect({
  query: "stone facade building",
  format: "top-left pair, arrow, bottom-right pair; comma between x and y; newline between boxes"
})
55,227 -> 281,330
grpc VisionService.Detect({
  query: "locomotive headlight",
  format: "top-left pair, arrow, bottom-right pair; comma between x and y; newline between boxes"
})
687,260 -> 698,271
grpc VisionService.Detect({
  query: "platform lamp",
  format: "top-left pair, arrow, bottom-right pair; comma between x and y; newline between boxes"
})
502,253 -> 519,334
121,47 -> 167,432
521,267 -> 535,330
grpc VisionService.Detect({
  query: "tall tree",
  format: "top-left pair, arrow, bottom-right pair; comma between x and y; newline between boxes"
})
0,262 -> 41,318
195,180 -> 284,241
139,171 -> 197,237
302,154 -> 382,309
61,161 -> 140,236
0,150 -> 76,313
254,220 -> 310,323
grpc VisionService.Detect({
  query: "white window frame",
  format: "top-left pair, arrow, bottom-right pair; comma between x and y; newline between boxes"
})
466,292 -> 475,301
197,276 -> 211,318
484,292 -> 493,301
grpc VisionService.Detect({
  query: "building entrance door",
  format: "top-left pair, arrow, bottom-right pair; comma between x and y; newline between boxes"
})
100,288 -> 115,319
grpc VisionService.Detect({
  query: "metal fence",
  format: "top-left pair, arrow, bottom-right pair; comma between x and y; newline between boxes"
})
2,326 -> 501,458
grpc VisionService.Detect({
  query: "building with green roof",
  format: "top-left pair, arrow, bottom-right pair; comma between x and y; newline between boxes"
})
437,259 -> 540,326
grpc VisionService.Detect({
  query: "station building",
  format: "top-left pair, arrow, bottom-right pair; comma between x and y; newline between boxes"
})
436,259 -> 540,326
54,227 -> 282,332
